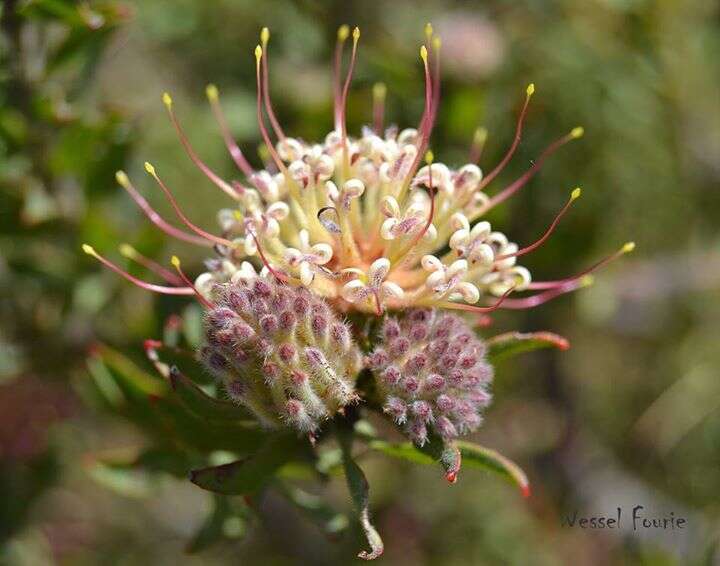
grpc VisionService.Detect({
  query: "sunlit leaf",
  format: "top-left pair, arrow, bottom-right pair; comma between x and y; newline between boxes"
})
486,331 -> 570,363
189,433 -> 302,495
339,435 -> 384,560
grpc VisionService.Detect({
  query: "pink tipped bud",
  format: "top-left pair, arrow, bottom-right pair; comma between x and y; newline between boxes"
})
293,295 -> 310,316
232,322 -> 256,343
304,347 -> 324,367
383,319 -> 401,340
253,278 -> 272,297
259,314 -> 279,334
384,397 -> 407,423
436,394 -> 455,412
459,354 -> 478,369
409,323 -> 429,342
311,315 -> 328,336
367,349 -> 389,369
411,400 -> 433,423
405,353 -> 428,373
262,362 -> 279,381
226,380 -> 247,401
290,370 -> 308,386
279,310 -> 297,330
278,342 -> 297,363
383,366 -> 402,386
390,337 -> 410,356
425,373 -> 445,390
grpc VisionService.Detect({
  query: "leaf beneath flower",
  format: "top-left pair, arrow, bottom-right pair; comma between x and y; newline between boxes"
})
189,433 -> 302,495
486,331 -> 569,363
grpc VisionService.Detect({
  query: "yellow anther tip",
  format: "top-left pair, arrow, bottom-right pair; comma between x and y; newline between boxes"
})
526,83 -> 535,96
119,243 -> 135,258
425,22 -> 433,37
162,92 -> 172,107
474,127 -> 488,143
254,45 -> 262,60
260,27 -> 270,44
338,24 -> 349,41
171,255 -> 181,268
144,162 -> 156,175
425,150 -> 434,164
420,45 -> 428,60
115,170 -> 129,186
571,126 -> 585,138
206,84 -> 218,101
580,275 -> 595,287
373,82 -> 387,99
233,210 -> 243,221
571,187 -> 582,200
432,36 -> 442,50
622,241 -> 636,253
352,27 -> 360,41
82,244 -> 96,256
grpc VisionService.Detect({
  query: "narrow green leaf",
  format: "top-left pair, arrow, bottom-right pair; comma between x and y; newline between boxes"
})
369,439 -> 530,497
93,344 -> 167,397
486,331 -> 570,363
456,441 -> 530,497
169,366 -> 252,423
339,436 -> 384,560
189,434 -> 301,495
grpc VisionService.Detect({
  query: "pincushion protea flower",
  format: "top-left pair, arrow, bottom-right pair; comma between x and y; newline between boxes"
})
82,24 -> 633,318
81,22 -> 635,561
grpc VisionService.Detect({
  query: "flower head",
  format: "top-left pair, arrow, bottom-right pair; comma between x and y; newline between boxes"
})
82,26 -> 633,320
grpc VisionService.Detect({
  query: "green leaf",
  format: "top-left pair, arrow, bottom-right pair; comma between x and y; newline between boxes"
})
486,331 -> 570,363
456,441 -> 530,497
189,434 -> 302,495
168,366 -> 253,423
369,439 -> 530,497
339,435 -> 384,560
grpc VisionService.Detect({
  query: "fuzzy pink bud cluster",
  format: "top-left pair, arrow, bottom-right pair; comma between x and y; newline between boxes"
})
368,309 -> 493,445
201,278 -> 362,432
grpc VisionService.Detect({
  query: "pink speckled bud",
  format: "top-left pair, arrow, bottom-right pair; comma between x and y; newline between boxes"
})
367,309 -> 493,445
202,277 -> 362,432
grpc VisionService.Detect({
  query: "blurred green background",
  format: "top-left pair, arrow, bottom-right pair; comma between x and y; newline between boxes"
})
1,0 -> 719,564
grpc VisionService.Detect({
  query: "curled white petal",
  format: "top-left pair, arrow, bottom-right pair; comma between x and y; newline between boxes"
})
421,254 -> 443,272
381,218 -> 398,240
381,281 -> 405,299
311,243 -> 333,264
449,212 -> 470,232
300,262 -> 315,286
341,279 -> 367,302
369,258 -> 391,281
447,259 -> 469,279
343,179 -> 365,198
456,282 -> 480,304
381,196 -> 400,218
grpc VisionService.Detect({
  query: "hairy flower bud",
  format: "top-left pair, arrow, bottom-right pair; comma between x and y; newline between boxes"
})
368,309 -> 493,445
202,278 -> 362,432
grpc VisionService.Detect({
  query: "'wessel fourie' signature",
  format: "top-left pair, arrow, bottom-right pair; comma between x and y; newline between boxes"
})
561,506 -> 687,531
